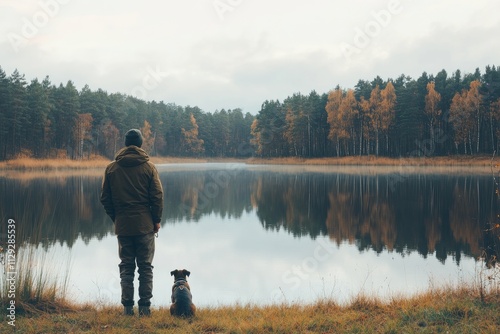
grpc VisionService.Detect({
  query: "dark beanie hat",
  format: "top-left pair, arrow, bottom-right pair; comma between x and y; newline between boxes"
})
125,129 -> 143,147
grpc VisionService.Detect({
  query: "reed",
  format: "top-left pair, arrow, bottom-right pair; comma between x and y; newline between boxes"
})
1,207 -> 72,317
0,243 -> 72,316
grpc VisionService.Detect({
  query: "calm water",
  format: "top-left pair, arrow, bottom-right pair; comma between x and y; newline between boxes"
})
1,163 -> 498,307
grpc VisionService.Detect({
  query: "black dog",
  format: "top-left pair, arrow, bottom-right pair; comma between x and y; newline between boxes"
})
170,269 -> 196,317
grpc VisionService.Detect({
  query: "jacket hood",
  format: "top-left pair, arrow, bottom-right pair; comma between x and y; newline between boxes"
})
115,146 -> 149,167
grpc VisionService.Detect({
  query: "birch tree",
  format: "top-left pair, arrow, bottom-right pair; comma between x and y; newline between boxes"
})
358,96 -> 370,155
140,120 -> 155,154
449,90 -> 473,153
491,98 -> 500,151
380,82 -> 396,154
466,80 -> 482,153
100,120 -> 120,159
339,89 -> 359,155
326,88 -> 343,155
73,113 -> 93,159
424,81 -> 442,154
181,113 -> 204,156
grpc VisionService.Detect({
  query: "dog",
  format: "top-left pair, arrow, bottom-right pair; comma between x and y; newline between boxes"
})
170,269 -> 196,317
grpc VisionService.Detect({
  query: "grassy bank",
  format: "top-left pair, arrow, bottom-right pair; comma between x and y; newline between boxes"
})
1,287 -> 499,333
0,156 -> 112,170
0,156 -> 216,171
2,244 -> 500,333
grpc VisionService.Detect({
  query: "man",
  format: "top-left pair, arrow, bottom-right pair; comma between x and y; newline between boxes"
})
100,129 -> 163,316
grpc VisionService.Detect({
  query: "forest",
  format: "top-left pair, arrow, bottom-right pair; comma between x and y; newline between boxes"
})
1,64 -> 499,160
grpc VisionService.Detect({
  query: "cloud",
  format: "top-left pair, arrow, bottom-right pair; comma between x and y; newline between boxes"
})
1,0 -> 499,114
367,21 -> 500,82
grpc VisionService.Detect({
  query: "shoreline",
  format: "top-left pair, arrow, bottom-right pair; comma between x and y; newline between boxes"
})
246,155 -> 500,167
0,155 -> 499,171
1,156 -> 499,180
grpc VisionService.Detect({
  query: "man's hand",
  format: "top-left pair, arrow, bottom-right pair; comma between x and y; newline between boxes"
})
154,223 -> 160,233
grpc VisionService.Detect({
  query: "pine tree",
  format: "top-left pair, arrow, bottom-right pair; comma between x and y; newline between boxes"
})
393,76 -> 424,156
27,78 -> 51,157
50,81 -> 80,157
490,98 -> 500,150
368,85 -> 383,156
284,93 -> 308,156
6,69 -> 28,158
0,67 -> 9,159
252,100 -> 286,157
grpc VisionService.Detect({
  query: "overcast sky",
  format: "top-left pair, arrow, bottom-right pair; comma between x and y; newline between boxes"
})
1,0 -> 499,114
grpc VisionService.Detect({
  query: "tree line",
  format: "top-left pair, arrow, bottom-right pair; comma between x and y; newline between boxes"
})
1,65 -> 499,160
0,66 -> 254,160
252,65 -> 500,157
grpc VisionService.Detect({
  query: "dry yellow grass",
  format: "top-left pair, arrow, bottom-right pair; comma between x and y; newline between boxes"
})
0,156 -> 111,170
2,243 -> 499,332
0,156 -> 228,171
2,287 -> 499,333
247,155 -> 500,167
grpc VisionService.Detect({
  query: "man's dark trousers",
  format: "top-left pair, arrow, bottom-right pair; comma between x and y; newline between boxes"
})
118,232 -> 155,307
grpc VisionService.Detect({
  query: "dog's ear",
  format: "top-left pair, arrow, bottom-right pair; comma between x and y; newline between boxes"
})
183,269 -> 191,277
170,270 -> 178,276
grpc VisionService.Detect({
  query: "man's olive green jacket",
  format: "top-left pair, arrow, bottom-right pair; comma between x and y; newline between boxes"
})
100,146 -> 163,236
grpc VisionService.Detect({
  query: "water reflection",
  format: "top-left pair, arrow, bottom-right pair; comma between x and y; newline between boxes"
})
0,165 -> 497,265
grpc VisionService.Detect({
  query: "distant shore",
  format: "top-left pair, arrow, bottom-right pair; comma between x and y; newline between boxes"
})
246,155 -> 500,167
1,155 -> 499,171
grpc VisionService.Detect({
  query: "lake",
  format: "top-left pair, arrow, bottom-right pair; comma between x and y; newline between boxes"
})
1,163 -> 498,307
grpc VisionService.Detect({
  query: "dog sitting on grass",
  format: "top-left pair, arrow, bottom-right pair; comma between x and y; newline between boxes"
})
170,269 -> 196,317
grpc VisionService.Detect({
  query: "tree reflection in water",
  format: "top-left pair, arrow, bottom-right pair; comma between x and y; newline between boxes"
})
1,166 -> 498,267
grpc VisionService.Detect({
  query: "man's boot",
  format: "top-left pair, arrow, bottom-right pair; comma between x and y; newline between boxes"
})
124,305 -> 134,316
139,305 -> 151,317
